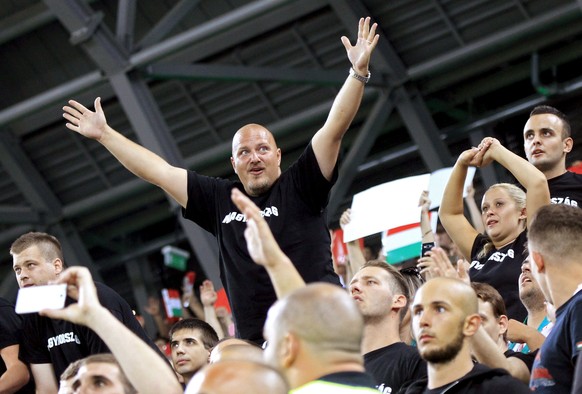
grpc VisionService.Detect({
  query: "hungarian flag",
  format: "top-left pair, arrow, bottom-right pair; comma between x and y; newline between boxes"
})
382,222 -> 422,265
161,288 -> 183,320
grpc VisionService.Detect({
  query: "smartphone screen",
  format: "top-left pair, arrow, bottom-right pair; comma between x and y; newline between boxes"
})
15,284 -> 67,314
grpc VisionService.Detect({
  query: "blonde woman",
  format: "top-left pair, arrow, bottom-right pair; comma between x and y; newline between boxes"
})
438,137 -> 549,321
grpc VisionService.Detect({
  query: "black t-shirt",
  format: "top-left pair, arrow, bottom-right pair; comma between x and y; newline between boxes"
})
547,171 -> 582,208
364,342 -> 426,394
530,289 -> 582,393
0,297 -> 35,394
20,282 -> 162,381
183,143 -> 340,342
504,348 -> 537,372
408,364 -> 530,394
469,230 -> 527,321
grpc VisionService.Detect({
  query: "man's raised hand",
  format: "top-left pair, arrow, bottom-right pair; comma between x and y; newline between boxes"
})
63,97 -> 108,141
340,17 -> 379,75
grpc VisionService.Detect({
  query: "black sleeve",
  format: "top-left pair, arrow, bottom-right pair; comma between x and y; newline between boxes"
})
19,315 -> 51,364
506,349 -> 537,372
182,171 -> 231,234
287,143 -> 338,214
0,302 -> 22,349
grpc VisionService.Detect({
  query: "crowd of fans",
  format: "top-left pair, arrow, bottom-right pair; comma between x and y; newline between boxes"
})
2,15 -> 582,394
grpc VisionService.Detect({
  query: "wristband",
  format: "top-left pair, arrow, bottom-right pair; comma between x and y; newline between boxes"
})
349,67 -> 370,84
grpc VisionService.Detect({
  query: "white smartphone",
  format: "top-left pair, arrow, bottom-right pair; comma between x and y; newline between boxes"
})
15,284 -> 68,314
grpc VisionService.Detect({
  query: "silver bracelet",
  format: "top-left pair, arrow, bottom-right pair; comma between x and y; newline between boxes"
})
349,67 -> 371,84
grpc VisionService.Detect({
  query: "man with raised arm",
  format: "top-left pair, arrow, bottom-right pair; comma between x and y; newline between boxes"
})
62,17 -> 379,344
40,266 -> 183,394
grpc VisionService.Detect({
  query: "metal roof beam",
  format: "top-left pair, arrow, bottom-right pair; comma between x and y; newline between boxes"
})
146,63 -> 388,87
136,0 -> 201,50
329,0 -> 451,171
408,2 -> 580,79
0,0 -> 327,129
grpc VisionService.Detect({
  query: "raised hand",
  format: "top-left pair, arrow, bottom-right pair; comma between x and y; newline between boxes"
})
143,297 -> 162,317
39,266 -> 104,326
62,97 -> 107,141
419,190 -> 431,212
200,280 -> 218,307
480,137 -> 502,167
339,208 -> 352,230
231,188 -> 286,268
417,247 -> 470,285
457,137 -> 494,168
340,17 -> 379,75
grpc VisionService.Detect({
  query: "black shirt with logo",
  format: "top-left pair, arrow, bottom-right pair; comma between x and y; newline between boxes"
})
470,230 -> 528,321
183,143 -> 340,343
20,282 -> 160,381
547,171 -> 582,208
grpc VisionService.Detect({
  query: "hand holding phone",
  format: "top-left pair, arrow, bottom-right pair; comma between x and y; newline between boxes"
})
15,284 -> 67,314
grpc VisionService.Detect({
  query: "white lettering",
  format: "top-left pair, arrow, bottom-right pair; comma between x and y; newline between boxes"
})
376,383 -> 392,393
222,206 -> 280,224
470,260 -> 484,270
46,332 -> 81,350
551,196 -> 578,207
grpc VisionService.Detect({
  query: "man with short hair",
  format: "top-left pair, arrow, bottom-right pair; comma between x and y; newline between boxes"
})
10,232 -> 163,393
470,282 -> 535,384
58,359 -> 82,394
402,277 -> 529,393
523,105 -> 582,206
263,283 -> 377,393
169,318 -> 218,385
72,354 -> 136,394
349,260 -> 426,393
62,17 -> 379,344
40,266 -> 183,394
528,204 -> 582,392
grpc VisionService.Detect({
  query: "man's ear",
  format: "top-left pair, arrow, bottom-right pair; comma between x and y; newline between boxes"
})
230,156 -> 237,174
464,314 -> 482,337
282,333 -> 299,368
277,148 -> 281,166
498,314 -> 509,337
563,137 -> 573,154
530,250 -> 546,274
392,294 -> 407,310
53,258 -> 64,275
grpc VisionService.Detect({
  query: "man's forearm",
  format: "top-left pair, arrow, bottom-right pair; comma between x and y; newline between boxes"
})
265,253 -> 306,299
87,307 -> 183,394
99,125 -> 188,207
0,365 -> 29,393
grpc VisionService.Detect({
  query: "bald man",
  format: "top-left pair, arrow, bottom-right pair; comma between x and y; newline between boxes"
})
62,17 -> 379,344
186,360 -> 288,394
402,277 -> 529,393
528,204 -> 582,393
263,283 -> 377,393
209,343 -> 263,364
